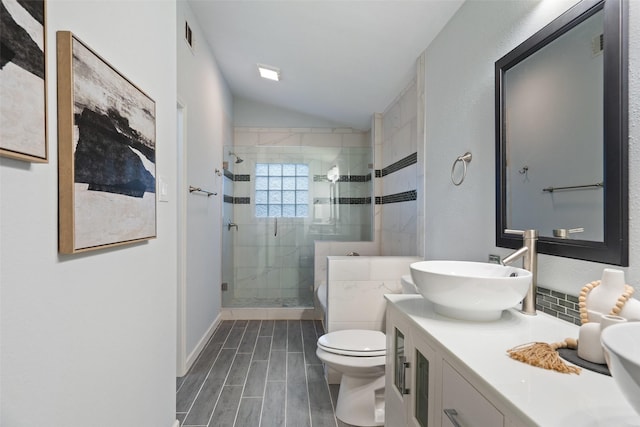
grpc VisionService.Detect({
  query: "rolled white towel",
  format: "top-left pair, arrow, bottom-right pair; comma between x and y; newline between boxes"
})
401,275 -> 419,294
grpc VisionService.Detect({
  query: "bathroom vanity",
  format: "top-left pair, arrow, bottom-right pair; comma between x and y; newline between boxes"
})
385,294 -> 639,426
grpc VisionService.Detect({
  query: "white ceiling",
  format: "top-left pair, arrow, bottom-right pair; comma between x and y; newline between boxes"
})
187,1 -> 465,130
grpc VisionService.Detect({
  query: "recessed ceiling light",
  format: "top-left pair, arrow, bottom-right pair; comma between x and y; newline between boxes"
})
257,64 -> 280,81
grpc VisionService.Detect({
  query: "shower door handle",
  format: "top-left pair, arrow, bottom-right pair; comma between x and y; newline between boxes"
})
274,218 -> 278,237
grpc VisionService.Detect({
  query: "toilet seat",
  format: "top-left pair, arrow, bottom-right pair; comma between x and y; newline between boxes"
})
318,330 -> 386,357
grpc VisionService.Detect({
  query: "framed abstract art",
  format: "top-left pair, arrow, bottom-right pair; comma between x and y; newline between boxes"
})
56,31 -> 156,253
0,0 -> 48,162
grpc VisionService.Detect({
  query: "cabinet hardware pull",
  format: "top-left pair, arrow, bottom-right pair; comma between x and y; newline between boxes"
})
398,356 -> 410,395
443,409 -> 463,427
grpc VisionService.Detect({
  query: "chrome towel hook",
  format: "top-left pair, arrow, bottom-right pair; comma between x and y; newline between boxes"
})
451,152 -> 472,186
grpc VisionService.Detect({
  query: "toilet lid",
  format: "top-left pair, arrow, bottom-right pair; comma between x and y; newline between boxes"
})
318,330 -> 386,357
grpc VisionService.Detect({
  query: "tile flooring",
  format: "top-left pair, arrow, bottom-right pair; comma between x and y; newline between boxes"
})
176,319 -> 354,427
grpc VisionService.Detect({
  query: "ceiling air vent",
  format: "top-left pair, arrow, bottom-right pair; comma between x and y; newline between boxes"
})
592,33 -> 603,56
185,21 -> 193,48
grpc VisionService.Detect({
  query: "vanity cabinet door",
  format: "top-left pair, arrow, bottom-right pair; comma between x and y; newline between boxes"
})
386,307 -> 414,426
409,335 -> 437,427
386,305 -> 438,427
441,361 -> 504,427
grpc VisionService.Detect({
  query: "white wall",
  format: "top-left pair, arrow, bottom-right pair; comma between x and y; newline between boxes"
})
234,96 -> 352,129
0,1 -> 177,426
423,0 -> 640,296
177,1 -> 233,360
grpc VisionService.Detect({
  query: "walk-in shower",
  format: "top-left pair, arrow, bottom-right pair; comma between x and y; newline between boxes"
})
222,136 -> 373,308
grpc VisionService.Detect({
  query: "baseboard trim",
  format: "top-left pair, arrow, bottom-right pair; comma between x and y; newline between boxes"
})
185,313 -> 222,372
220,307 -> 318,320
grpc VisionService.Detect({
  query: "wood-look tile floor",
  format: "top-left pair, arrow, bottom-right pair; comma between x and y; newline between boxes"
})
176,320 -> 355,427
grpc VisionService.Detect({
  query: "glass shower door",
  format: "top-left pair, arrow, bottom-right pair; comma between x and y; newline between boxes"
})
223,154 -> 315,307
222,143 -> 373,308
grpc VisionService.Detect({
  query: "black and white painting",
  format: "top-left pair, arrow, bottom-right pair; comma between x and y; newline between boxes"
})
57,32 -> 156,253
0,0 -> 47,161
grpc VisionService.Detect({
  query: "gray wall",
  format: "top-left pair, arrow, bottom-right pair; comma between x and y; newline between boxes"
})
1,1 -> 178,425
177,1 -> 233,366
423,0 -> 640,296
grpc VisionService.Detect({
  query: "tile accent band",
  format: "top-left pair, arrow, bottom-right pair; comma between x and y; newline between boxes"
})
223,169 -> 251,182
376,152 -> 417,178
224,153 -> 417,183
223,195 -> 251,204
313,174 -> 372,182
227,169 -> 372,183
225,196 -> 372,205
314,197 -> 372,205
375,190 -> 417,204
234,197 -> 251,204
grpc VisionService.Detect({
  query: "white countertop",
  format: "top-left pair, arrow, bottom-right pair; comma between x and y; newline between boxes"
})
385,294 -> 640,427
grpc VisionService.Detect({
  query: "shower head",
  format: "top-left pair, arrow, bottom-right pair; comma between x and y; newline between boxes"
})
228,151 -> 244,164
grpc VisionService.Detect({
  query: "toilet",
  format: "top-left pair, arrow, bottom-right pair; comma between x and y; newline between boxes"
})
315,280 -> 391,426
316,329 -> 386,426
315,273 -> 418,426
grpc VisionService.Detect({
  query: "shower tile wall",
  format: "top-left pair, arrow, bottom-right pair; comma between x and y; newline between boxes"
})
380,76 -> 420,256
224,128 -> 372,308
313,240 -> 381,300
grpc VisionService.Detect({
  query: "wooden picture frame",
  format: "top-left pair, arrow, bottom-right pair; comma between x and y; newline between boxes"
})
56,31 -> 156,254
0,0 -> 48,162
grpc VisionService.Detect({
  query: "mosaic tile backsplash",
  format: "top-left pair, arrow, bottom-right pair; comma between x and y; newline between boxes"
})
536,286 -> 581,325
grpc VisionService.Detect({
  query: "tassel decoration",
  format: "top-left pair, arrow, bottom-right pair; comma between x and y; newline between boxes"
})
507,340 -> 581,375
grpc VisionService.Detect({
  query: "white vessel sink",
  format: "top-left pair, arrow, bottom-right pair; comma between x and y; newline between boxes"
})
601,322 -> 640,415
410,260 -> 532,321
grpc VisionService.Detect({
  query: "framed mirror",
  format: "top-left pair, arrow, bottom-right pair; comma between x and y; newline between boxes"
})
495,0 -> 628,266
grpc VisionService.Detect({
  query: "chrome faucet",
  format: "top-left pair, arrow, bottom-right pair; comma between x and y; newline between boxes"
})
501,229 -> 538,316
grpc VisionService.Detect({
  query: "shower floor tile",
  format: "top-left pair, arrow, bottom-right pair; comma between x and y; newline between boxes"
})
176,319 -> 356,427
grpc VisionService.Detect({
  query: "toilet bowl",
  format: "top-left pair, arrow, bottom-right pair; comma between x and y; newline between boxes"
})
316,329 -> 386,426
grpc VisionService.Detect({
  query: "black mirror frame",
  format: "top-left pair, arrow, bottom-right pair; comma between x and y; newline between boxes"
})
495,0 -> 628,266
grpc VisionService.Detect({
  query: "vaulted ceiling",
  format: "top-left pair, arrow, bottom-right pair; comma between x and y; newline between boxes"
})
188,1 -> 464,130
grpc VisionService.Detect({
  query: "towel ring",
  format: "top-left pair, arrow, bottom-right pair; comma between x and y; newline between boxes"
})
451,152 -> 472,186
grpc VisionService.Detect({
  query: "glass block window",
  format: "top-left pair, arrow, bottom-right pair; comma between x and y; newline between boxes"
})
256,163 -> 309,217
